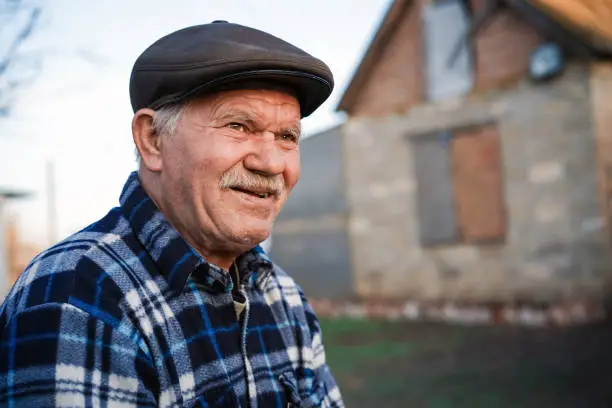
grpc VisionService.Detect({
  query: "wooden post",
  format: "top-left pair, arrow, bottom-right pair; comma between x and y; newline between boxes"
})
590,62 -> 612,243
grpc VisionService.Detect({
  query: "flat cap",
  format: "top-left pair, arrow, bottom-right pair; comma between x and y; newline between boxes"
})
129,21 -> 334,118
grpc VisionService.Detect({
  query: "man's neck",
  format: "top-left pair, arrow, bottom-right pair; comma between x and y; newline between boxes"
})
201,253 -> 236,272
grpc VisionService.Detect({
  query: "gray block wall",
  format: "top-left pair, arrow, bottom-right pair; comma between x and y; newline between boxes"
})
270,126 -> 354,299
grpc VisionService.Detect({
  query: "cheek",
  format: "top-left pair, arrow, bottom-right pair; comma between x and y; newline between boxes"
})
163,134 -> 199,177
181,135 -> 226,173
162,141 -> 212,201
284,154 -> 301,192
193,141 -> 248,192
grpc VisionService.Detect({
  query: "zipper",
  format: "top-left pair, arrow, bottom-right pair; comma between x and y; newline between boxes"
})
239,283 -> 255,408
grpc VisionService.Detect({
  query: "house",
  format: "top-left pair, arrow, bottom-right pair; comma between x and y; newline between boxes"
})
272,0 -> 612,323
0,188 -> 30,298
5,219 -> 41,290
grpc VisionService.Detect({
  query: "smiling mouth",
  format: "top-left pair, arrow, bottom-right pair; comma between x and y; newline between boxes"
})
230,187 -> 273,199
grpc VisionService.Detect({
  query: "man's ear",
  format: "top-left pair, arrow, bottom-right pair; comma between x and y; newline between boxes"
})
132,108 -> 163,172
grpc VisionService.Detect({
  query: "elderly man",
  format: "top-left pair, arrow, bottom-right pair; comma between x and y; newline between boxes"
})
0,21 -> 344,407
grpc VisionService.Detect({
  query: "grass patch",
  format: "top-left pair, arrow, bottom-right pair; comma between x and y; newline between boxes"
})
325,340 -> 420,375
319,318 -> 394,340
320,318 -> 428,374
317,319 -> 612,407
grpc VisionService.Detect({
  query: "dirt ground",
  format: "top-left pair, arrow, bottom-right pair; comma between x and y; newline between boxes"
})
320,319 -> 612,408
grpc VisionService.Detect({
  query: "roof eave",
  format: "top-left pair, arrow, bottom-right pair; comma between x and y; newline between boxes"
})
336,0 -> 413,114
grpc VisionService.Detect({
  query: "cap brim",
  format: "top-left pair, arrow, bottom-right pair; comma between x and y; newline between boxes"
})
148,69 -> 333,118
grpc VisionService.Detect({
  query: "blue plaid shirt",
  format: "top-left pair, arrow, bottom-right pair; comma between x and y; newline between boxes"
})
0,172 -> 344,408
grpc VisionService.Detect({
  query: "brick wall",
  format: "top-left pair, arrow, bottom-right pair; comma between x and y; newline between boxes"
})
470,1 -> 544,91
351,0 -> 423,117
348,0 -> 544,117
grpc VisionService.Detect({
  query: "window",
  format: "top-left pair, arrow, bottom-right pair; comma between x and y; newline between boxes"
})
423,0 -> 474,102
411,124 -> 506,246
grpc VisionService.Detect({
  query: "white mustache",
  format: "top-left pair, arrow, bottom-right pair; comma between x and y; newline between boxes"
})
219,168 -> 285,196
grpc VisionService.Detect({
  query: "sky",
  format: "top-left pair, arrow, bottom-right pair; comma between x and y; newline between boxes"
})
0,0 -> 390,247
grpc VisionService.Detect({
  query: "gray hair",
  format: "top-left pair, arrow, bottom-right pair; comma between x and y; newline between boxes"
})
152,103 -> 185,137
135,103 -> 186,160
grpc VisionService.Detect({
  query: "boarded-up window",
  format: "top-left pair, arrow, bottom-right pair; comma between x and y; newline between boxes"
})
411,124 -> 506,246
452,125 -> 506,243
412,132 -> 458,245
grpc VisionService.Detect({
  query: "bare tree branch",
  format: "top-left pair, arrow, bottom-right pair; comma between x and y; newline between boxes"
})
0,0 -> 43,118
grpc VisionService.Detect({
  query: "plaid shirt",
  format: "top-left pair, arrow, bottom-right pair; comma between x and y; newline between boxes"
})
0,172 -> 344,408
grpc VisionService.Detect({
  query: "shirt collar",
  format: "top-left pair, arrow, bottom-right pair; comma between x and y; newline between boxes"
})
119,171 -> 274,293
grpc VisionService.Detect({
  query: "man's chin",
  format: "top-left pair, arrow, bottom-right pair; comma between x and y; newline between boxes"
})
225,224 -> 271,249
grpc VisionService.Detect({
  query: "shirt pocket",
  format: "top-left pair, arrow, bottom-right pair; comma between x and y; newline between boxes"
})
279,370 -> 326,408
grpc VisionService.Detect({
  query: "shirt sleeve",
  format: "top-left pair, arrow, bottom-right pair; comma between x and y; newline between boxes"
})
298,288 -> 345,408
0,302 -> 158,408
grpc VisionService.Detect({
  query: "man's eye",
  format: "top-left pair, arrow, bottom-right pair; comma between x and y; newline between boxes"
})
280,133 -> 298,143
227,122 -> 247,132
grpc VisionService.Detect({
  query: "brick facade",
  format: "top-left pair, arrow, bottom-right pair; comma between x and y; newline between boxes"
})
351,0 -> 423,117
347,0 -> 544,116
470,1 -> 544,91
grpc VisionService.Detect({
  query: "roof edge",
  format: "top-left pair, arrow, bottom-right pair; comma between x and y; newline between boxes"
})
336,0 -> 412,114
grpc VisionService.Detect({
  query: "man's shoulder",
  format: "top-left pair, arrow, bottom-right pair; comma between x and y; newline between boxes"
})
264,262 -> 325,334
268,262 -> 297,288
265,262 -> 309,308
2,208 -> 137,321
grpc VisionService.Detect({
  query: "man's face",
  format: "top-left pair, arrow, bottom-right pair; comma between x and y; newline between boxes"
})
157,88 -> 301,254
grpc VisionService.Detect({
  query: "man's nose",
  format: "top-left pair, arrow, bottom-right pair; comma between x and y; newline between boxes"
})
243,132 -> 285,176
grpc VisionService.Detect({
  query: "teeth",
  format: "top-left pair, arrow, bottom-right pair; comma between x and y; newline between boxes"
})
231,187 -> 269,198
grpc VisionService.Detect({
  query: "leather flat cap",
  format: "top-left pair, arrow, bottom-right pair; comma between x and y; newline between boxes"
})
129,21 -> 334,118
